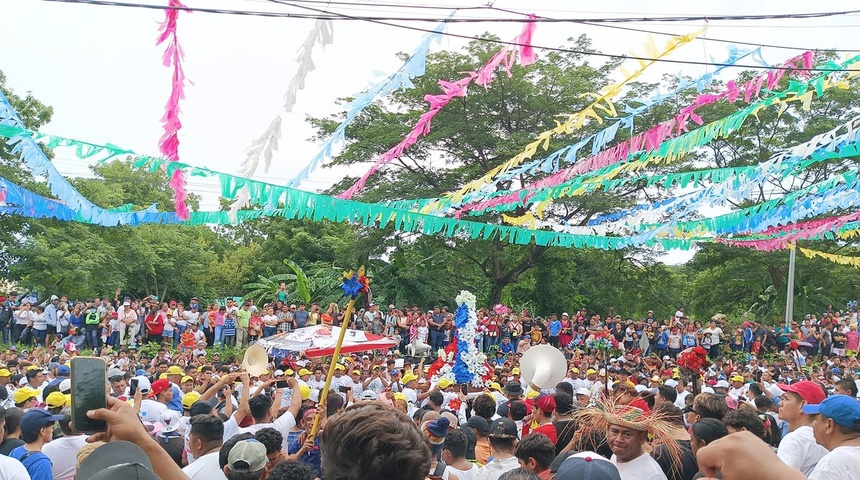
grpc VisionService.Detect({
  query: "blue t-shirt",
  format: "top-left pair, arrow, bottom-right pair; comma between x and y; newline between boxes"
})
294,310 -> 309,328
223,319 -> 236,336
549,320 -> 561,336
10,445 -> 53,480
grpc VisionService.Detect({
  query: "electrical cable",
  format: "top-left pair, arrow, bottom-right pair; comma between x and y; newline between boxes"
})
40,0 -> 860,71
44,0 -> 860,23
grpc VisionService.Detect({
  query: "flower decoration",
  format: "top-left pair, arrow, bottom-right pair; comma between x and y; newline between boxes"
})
493,304 -> 509,316
429,291 -> 489,388
340,266 -> 370,299
677,346 -> 711,372
789,340 -> 799,350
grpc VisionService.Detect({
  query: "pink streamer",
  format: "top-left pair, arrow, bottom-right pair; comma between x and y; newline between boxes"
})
0,188 -> 6,203
337,16 -> 538,200
517,15 -> 538,66
718,211 -> 860,251
458,52 -> 816,215
156,0 -> 191,220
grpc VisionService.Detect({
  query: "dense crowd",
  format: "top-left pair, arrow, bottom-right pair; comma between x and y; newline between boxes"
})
0,290 -> 857,480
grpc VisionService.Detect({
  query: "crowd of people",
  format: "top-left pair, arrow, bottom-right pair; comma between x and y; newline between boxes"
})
0,290 -> 857,480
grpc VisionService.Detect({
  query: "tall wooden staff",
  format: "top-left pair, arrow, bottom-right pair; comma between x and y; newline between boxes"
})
309,267 -> 367,440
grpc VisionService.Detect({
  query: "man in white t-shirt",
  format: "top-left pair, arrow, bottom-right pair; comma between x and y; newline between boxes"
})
182,414 -> 227,480
802,394 -> 860,480
776,380 -> 829,476
607,418 -> 669,480
139,379 -> 172,424
221,374 -> 302,452
42,411 -> 88,480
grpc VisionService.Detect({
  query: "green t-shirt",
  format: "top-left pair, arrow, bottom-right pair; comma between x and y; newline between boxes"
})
277,290 -> 288,302
237,309 -> 252,328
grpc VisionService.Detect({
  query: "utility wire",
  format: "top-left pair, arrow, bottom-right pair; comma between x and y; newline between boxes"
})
45,0 -> 860,23
42,0 -> 860,71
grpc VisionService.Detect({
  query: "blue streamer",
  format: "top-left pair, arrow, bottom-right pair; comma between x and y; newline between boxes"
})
285,13 -> 452,187
451,46 -> 766,207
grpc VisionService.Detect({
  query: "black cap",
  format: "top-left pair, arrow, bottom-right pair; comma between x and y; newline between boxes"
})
487,418 -> 518,438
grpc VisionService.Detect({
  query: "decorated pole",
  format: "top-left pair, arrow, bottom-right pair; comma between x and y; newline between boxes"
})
309,267 -> 369,440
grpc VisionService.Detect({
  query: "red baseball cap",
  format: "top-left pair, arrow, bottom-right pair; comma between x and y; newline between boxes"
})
150,379 -> 171,397
777,381 -> 826,405
534,394 -> 556,414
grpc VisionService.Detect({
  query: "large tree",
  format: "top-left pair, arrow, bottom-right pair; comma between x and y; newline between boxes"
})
311,35 -> 692,304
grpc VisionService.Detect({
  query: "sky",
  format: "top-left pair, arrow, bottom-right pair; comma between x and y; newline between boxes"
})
2,0 -> 860,264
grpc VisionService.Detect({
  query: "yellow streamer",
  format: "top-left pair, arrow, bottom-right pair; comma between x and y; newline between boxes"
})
794,244 -> 860,269
502,211 -> 537,229
424,28 -> 705,212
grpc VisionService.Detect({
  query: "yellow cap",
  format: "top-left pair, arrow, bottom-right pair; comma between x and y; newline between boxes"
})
197,366 -> 205,373
46,391 -> 68,409
570,367 -> 580,373
284,369 -> 293,376
731,375 -> 744,383
27,365 -> 40,372
586,369 -> 597,376
299,385 -> 311,400
511,368 -> 521,375
298,369 -> 312,376
159,373 -> 168,380
488,382 -> 502,391
437,378 -> 453,389
392,392 -> 408,402
526,390 -> 540,399
166,366 -> 183,376
401,373 -> 418,384
181,376 -> 194,384
334,364 -> 345,371
260,370 -> 271,376
13,387 -> 38,404
182,391 -> 201,409
0,369 -> 10,377
352,370 -> 361,376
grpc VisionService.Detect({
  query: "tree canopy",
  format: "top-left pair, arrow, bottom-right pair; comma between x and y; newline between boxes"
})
2,35 -> 860,322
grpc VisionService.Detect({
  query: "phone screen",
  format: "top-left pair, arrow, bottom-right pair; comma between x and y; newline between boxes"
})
338,385 -> 351,393
276,379 -> 289,389
129,377 -> 139,396
71,357 -> 107,433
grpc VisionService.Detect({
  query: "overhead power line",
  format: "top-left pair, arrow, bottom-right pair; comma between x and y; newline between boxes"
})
45,0 -> 860,23
42,0 -> 860,71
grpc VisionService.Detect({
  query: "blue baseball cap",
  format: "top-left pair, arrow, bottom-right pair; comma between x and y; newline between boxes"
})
135,369 -> 147,376
802,394 -> 860,430
57,365 -> 70,376
20,409 -> 65,433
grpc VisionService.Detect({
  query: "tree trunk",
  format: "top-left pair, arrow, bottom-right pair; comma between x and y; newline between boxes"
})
486,243 -> 549,306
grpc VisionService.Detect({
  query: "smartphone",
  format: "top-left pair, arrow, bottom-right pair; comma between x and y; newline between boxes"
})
461,384 -> 468,395
338,385 -> 351,393
276,379 -> 289,389
129,377 -> 139,396
71,357 -> 107,434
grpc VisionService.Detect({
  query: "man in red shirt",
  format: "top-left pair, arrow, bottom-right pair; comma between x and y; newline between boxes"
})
529,394 -> 558,444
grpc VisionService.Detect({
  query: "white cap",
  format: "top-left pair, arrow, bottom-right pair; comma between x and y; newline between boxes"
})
634,385 -> 647,393
664,379 -> 679,388
575,387 -> 591,396
18,377 -> 28,386
562,312 -> 569,317
715,380 -> 730,389
663,355 -> 671,360
59,378 -> 72,393
360,390 -> 378,401
702,386 -> 715,394
134,376 -> 152,395
159,410 -> 181,433
274,369 -> 284,377
123,301 -> 130,306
